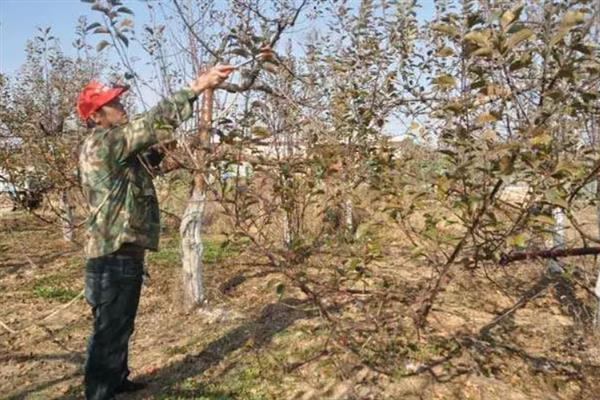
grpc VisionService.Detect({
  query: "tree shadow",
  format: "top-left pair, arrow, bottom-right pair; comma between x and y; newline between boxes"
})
0,249 -> 79,278
1,351 -> 84,399
479,269 -> 594,338
0,351 -> 84,365
4,370 -> 81,400
412,271 -> 600,386
479,273 -> 553,338
552,273 -> 594,326
54,297 -> 315,399
459,334 -> 600,398
218,268 -> 279,294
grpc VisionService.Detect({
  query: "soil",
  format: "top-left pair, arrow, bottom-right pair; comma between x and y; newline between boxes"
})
2,211 -> 600,399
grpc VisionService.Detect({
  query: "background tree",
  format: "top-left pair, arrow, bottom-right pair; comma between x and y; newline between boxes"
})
0,25 -> 101,241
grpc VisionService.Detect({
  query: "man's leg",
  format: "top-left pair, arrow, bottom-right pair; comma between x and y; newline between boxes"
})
84,253 -> 143,400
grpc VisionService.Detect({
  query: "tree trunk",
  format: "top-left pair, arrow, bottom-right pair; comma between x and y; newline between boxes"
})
180,88 -> 213,310
595,176 -> 600,329
592,1 -> 600,330
283,211 -> 292,247
547,207 -> 565,274
344,198 -> 353,234
180,183 -> 205,309
60,190 -> 74,242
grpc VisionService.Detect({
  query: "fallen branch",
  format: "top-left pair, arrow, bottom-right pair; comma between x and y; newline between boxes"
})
500,246 -> 600,266
39,289 -> 84,322
1,290 -> 84,336
0,319 -> 16,334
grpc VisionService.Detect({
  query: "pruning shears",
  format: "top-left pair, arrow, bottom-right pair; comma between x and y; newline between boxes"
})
232,45 -> 274,69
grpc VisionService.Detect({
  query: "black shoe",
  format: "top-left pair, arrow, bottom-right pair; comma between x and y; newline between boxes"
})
115,379 -> 147,393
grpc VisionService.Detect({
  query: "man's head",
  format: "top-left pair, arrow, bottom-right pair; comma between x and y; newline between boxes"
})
77,81 -> 128,128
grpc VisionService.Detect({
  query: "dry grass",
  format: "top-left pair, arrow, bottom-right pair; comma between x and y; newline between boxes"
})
2,204 -> 600,399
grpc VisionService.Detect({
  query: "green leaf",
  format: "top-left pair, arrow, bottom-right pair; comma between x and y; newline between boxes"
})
504,28 -> 534,52
444,101 -> 464,113
500,9 -> 516,31
506,233 -> 527,248
96,40 -> 110,52
581,91 -> 598,103
85,22 -> 102,32
471,47 -> 493,57
263,62 -> 278,74
436,46 -> 454,57
229,48 -> 250,57
93,26 -> 110,34
532,215 -> 555,226
551,160 -> 580,179
119,18 -> 134,28
481,129 -> 497,141
91,3 -> 111,14
476,112 -> 498,124
470,80 -> 487,90
117,6 -> 134,15
464,31 -> 490,47
544,188 -> 568,208
431,23 -> 458,37
467,13 -> 485,28
500,6 -> 523,31
572,43 -> 591,55
438,149 -> 457,157
550,30 -> 567,47
529,132 -> 552,146
251,126 -> 271,138
117,32 -> 129,47
275,283 -> 285,297
509,54 -> 532,71
433,74 -> 456,89
498,154 -> 514,175
560,10 -> 587,29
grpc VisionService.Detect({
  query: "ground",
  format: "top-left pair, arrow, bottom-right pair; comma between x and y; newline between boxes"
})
2,209 -> 600,399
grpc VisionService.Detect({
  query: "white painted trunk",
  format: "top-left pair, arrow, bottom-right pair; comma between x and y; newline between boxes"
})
179,186 -> 205,310
344,198 -> 353,233
595,178 -> 600,328
547,207 -> 565,274
283,212 -> 292,247
60,190 -> 74,242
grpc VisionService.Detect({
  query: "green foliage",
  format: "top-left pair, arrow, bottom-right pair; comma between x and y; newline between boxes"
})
147,236 -> 245,266
158,363 -> 272,400
33,276 -> 79,302
203,237 -> 246,264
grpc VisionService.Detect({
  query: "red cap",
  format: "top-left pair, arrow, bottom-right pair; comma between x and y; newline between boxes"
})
76,81 -> 128,120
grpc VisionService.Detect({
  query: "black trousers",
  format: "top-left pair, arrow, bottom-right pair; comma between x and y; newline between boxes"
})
84,246 -> 144,400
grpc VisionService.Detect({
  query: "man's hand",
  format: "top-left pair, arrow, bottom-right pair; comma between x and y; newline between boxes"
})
189,65 -> 235,94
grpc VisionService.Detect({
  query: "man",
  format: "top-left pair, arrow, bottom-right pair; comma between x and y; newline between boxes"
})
77,65 -> 234,400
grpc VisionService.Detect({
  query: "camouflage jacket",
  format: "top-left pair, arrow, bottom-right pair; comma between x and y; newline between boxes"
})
79,88 -> 197,258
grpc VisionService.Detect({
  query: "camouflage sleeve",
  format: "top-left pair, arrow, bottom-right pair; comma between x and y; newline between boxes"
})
111,88 -> 198,163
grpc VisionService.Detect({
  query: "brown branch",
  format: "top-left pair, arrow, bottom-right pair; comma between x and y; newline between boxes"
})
218,81 -> 276,94
499,246 -> 600,266
172,0 -> 220,60
567,157 -> 600,204
413,178 -> 505,329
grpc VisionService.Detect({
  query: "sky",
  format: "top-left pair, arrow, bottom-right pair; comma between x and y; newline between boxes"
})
0,0 -> 154,75
1,0 -> 437,76
0,0 -> 437,133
